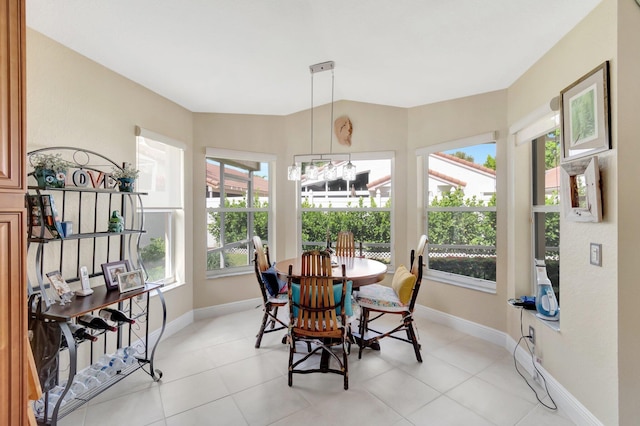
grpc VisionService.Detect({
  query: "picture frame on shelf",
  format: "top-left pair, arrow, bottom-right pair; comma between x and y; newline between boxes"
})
117,269 -> 145,293
45,270 -> 74,305
561,61 -> 611,163
101,260 -> 131,291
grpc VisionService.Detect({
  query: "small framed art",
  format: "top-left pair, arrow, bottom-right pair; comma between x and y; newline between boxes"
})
561,61 -> 611,162
46,270 -> 74,304
117,269 -> 145,293
560,156 -> 602,222
101,260 -> 131,291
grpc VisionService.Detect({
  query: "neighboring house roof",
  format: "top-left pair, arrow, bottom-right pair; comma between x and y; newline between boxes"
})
432,152 -> 496,177
206,161 -> 268,197
366,175 -> 390,191
428,169 -> 467,187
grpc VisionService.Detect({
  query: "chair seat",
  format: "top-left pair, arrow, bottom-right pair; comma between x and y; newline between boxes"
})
355,284 -> 408,313
267,292 -> 288,305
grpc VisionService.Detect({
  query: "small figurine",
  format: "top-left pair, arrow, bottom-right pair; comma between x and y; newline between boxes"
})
108,210 -> 124,233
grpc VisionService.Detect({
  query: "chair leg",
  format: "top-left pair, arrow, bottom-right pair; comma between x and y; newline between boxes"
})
406,321 -> 422,363
343,341 -> 349,390
255,305 -> 270,348
357,307 -> 368,359
271,306 -> 279,329
288,337 -> 294,387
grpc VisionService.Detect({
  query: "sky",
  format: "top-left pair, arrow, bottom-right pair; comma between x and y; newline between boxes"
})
444,143 -> 496,165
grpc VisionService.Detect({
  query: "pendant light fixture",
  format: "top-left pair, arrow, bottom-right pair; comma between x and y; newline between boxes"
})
288,60 -> 355,182
343,155 -> 356,181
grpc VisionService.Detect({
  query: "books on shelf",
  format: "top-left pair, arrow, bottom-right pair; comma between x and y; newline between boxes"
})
27,194 -> 64,239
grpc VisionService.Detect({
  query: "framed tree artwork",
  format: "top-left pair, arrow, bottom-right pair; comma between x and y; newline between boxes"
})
560,61 -> 611,162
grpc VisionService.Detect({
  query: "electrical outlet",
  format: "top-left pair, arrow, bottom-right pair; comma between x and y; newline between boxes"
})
533,370 -> 542,385
528,326 -> 535,345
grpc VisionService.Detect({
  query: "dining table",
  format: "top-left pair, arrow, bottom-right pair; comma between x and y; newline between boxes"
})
274,255 -> 388,367
274,255 -> 388,288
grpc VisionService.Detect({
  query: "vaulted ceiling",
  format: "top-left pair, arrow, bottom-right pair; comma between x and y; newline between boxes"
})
27,0 -> 602,115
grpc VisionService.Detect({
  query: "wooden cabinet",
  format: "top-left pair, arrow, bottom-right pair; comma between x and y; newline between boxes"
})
0,1 -> 29,425
26,148 -> 165,426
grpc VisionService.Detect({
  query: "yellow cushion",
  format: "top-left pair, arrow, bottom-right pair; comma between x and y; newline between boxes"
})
391,265 -> 416,305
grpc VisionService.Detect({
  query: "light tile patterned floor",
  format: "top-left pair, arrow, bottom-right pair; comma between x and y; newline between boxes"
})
58,308 -> 575,425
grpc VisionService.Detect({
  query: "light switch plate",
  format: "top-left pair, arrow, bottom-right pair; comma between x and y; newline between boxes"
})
590,243 -> 602,266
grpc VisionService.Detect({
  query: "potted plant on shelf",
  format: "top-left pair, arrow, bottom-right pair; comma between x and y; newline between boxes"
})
31,153 -> 72,188
111,163 -> 140,192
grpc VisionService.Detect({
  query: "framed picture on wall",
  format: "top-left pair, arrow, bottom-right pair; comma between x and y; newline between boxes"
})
560,61 -> 611,162
560,156 -> 602,222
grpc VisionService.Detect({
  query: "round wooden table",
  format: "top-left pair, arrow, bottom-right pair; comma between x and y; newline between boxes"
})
275,256 -> 388,288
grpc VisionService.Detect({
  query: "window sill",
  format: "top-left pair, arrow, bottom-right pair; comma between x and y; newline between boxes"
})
508,301 -> 561,332
528,308 -> 561,332
426,271 -> 496,294
207,269 -> 253,280
146,281 -> 185,298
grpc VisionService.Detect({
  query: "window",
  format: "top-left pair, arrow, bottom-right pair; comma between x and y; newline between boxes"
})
532,130 -> 560,302
296,153 -> 393,264
206,149 -> 273,275
136,127 -> 185,285
421,132 -> 497,292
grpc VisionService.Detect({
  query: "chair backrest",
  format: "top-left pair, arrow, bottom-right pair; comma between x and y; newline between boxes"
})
253,236 -> 272,302
290,250 -> 346,337
253,236 -> 270,272
335,231 -> 355,257
300,249 -> 333,277
407,255 -> 424,312
411,235 -> 428,275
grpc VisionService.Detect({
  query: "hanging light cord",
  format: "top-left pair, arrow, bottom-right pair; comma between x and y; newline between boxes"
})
329,68 -> 335,156
310,71 -> 314,156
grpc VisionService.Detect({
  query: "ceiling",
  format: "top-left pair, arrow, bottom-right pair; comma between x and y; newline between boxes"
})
26,0 -> 602,116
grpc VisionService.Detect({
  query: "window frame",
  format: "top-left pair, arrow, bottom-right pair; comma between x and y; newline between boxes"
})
205,148 -> 275,277
418,132 -> 497,293
293,151 -> 394,267
531,128 -> 561,301
135,127 -> 185,287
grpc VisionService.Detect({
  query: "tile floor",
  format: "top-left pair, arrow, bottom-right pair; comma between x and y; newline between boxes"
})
58,308 -> 575,425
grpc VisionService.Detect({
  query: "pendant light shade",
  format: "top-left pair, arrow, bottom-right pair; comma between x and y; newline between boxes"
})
306,163 -> 319,180
343,160 -> 356,181
325,162 -> 338,180
287,163 -> 301,181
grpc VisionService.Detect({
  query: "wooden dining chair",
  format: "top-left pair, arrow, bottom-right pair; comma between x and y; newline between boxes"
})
355,235 -> 427,362
287,250 -> 350,390
412,234 -> 428,275
335,231 -> 356,257
253,236 -> 288,348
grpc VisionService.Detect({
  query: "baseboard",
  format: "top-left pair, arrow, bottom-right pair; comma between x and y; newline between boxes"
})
413,304 -> 507,347
507,338 -> 603,426
144,310 -> 194,349
414,305 -> 602,426
193,297 -> 262,321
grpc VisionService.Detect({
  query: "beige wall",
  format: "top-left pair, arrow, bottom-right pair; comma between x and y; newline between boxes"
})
191,112 -> 286,308
616,0 -> 640,423
407,91 -> 509,331
26,29 -> 195,329
507,1 -> 618,423
191,101 -> 409,308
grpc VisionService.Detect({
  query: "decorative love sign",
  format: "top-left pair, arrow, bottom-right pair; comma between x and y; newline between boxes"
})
71,169 -> 118,190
